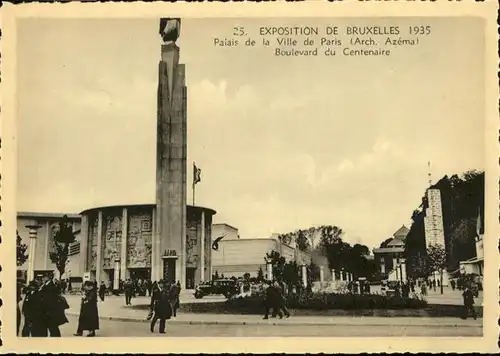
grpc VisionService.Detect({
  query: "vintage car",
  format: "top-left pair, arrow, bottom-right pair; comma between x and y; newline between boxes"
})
194,278 -> 239,299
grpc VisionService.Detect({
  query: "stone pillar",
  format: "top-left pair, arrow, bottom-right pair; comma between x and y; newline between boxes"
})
120,208 -> 128,281
400,258 -> 407,282
156,26 -> 187,289
392,257 -> 397,272
266,262 -> 273,281
301,264 -> 307,287
44,221 -> 50,270
200,210 -> 205,281
380,258 -> 386,274
113,258 -> 120,290
151,207 -> 160,282
395,266 -> 400,281
331,269 -> 336,282
79,215 -> 89,276
319,266 -> 324,283
339,270 -> 344,282
95,211 -> 103,283
26,225 -> 41,282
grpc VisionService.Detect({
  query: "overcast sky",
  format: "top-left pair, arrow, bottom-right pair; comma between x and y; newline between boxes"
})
16,17 -> 484,250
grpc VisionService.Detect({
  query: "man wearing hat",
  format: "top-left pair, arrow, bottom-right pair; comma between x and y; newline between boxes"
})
150,280 -> 173,334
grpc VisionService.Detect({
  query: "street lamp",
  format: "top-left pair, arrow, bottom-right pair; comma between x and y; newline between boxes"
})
25,225 -> 41,282
113,232 -> 120,292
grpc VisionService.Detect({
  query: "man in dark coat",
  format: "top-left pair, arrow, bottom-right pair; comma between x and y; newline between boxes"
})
21,280 -> 40,337
168,282 -> 181,317
273,281 -> 290,318
98,282 -> 106,302
17,282 -> 23,336
263,281 -> 281,319
74,281 -> 99,337
124,279 -> 133,305
462,287 -> 477,320
37,274 -> 69,337
150,280 -> 172,334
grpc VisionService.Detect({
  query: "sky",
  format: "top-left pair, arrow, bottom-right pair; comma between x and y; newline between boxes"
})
16,17 -> 485,250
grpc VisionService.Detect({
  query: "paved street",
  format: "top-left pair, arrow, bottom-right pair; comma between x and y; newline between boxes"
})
60,315 -> 481,337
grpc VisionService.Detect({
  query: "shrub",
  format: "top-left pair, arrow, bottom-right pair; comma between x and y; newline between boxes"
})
227,291 -> 427,310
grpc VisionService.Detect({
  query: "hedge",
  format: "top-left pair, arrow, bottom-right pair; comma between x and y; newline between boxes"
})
228,292 -> 428,310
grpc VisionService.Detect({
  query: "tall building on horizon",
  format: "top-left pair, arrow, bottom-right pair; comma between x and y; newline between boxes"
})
423,188 -> 446,247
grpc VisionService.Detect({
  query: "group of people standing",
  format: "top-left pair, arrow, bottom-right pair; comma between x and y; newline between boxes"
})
17,274 -> 69,337
263,280 -> 290,319
148,280 -> 182,333
18,275 -> 100,337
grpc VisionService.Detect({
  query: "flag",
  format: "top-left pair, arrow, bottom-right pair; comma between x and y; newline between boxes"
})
193,163 -> 201,186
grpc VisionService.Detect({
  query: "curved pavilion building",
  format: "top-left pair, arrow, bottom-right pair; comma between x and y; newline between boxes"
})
17,204 -> 216,290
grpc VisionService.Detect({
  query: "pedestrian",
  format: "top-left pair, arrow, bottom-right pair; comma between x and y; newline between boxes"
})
168,281 -> 181,317
451,279 -> 456,291
432,280 -> 437,292
36,274 -> 69,337
21,280 -> 41,337
462,287 -> 477,320
263,281 -> 281,319
124,279 -> 133,305
150,280 -> 173,334
274,281 -> 290,318
74,281 -> 99,337
147,280 -> 153,297
17,281 -> 23,336
420,282 -> 427,296
98,282 -> 106,302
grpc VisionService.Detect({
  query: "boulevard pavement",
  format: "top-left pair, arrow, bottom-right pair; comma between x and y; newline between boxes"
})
63,294 -> 482,328
60,315 -> 482,337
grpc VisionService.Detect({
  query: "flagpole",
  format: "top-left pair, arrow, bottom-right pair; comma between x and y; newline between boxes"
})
193,161 -> 196,206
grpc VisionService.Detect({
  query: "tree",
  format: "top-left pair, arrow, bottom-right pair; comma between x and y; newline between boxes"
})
257,266 -> 264,281
295,230 -> 310,251
16,230 -> 28,266
308,261 -> 320,283
264,250 -> 286,281
49,215 -> 76,279
243,272 -> 250,281
427,243 -> 447,294
282,260 -> 301,292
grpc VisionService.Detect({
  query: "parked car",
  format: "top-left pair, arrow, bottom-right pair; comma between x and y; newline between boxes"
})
194,278 -> 239,299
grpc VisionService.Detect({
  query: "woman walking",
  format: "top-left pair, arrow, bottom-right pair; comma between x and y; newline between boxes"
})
74,281 -> 99,337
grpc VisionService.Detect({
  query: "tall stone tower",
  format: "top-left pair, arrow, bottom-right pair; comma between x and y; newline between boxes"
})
152,18 -> 187,288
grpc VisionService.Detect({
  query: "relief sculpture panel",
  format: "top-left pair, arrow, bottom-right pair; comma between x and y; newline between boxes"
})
127,210 -> 152,268
204,215 -> 212,272
102,213 -> 122,269
89,216 -> 99,270
205,214 -> 212,272
186,216 -> 199,267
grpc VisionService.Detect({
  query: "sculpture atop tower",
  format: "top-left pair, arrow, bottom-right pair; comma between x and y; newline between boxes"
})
159,18 -> 181,43
152,17 -> 188,288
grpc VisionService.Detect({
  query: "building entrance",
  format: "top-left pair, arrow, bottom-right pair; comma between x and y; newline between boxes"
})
162,258 -> 176,284
186,267 -> 196,289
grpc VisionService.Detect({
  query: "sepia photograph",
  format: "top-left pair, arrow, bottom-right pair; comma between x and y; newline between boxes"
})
1,3 -> 497,352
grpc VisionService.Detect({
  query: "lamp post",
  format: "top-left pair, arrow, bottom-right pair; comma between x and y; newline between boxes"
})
26,225 -> 41,282
113,233 -> 120,292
